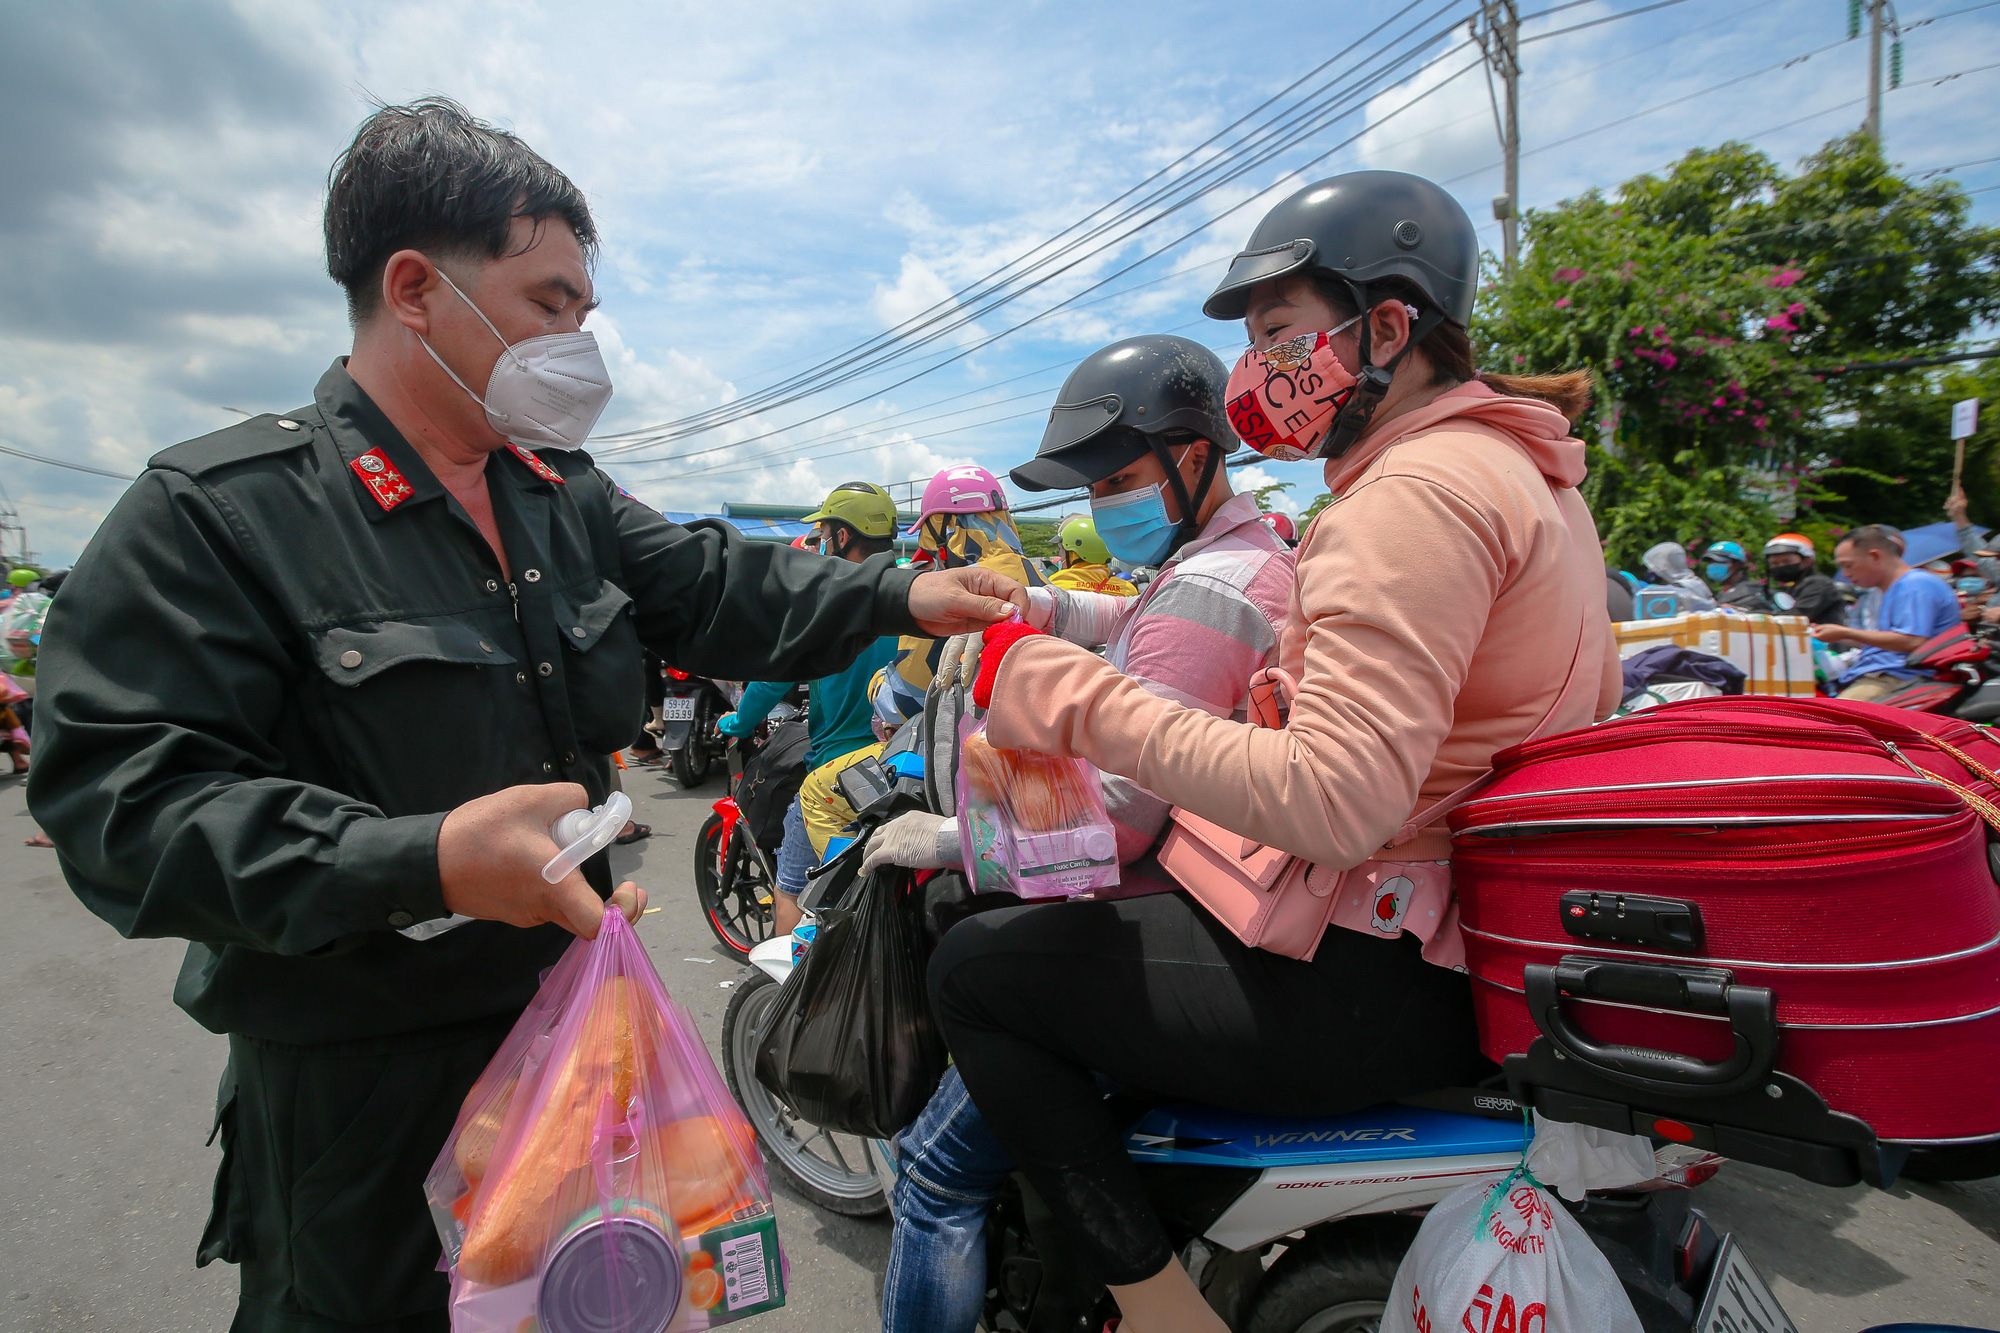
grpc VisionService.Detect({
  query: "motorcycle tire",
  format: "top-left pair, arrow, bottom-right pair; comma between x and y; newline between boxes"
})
669,734 -> 712,788
1245,1218 -> 1418,1333
1899,1140 -> 2000,1182
721,967 -> 887,1217
695,812 -> 775,956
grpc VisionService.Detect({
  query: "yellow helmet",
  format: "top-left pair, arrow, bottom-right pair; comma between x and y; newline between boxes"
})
1057,515 -> 1110,566
803,481 -> 898,539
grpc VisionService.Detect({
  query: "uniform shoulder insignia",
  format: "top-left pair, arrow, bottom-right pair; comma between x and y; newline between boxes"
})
350,448 -> 416,512
148,412 -> 318,476
508,443 -> 568,485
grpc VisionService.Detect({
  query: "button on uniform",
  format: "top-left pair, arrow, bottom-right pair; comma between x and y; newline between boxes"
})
541,761 -> 554,774
523,569 -> 541,582
515,672 -> 527,686
485,579 -> 499,593
538,662 -> 553,677
339,650 -> 363,669
387,910 -> 414,929
276,419 -> 302,431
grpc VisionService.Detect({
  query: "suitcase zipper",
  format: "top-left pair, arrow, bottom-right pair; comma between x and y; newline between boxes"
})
1880,740 -> 2000,834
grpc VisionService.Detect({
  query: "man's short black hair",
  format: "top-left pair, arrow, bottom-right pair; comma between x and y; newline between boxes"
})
825,520 -> 893,559
324,97 -> 597,323
1839,524 -> 1903,557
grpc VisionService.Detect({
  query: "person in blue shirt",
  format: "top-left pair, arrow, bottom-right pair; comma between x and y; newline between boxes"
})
1811,524 -> 1962,701
716,482 -> 901,932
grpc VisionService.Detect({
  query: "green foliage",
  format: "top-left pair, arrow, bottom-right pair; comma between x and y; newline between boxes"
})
1584,448 -> 1777,570
1248,480 -> 1293,511
1477,132 -> 2000,564
1015,519 -> 1059,559
1301,492 -> 1333,524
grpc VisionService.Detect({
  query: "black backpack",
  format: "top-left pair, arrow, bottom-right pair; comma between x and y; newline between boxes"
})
736,717 -> 810,853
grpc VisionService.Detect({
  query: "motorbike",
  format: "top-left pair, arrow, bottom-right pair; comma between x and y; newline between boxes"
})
1871,624 -> 2000,717
718,755 -> 1808,1333
658,667 -> 733,787
692,696 -> 809,956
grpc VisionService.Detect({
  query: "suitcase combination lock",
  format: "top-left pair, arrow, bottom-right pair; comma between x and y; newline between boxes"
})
1558,891 -> 1704,952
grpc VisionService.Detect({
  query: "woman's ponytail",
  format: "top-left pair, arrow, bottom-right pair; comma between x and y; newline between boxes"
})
1309,274 -> 1595,425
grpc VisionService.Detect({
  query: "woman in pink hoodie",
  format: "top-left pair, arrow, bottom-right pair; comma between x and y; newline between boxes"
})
931,172 -> 1621,1333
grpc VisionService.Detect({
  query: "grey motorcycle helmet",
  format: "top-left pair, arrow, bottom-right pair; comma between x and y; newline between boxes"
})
1012,334 -> 1235,558
1205,171 -> 1480,460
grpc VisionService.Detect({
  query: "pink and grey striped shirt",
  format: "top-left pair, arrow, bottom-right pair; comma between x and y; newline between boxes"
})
1024,492 -> 1294,863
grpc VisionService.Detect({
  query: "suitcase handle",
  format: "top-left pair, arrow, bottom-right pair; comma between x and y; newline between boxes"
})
1524,958 -> 1777,1098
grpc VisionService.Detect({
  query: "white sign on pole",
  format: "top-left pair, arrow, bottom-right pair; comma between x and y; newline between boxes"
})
1953,398 -> 1980,440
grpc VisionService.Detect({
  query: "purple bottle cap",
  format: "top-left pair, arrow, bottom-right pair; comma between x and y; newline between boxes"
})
537,1212 -> 681,1333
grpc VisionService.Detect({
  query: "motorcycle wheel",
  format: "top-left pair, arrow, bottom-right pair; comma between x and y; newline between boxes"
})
695,813 -> 775,956
721,966 -> 887,1216
1245,1219 -> 1418,1333
669,692 -> 716,788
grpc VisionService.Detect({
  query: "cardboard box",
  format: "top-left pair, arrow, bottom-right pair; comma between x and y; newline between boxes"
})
1615,610 -> 1816,698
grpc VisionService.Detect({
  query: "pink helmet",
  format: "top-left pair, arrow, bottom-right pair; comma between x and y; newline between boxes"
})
911,464 -> 1006,533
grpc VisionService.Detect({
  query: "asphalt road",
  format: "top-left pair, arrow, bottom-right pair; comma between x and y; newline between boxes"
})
0,762 -> 1995,1332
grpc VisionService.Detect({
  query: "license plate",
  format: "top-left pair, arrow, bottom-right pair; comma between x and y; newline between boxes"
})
661,697 -> 696,721
1697,1236 -> 1797,1333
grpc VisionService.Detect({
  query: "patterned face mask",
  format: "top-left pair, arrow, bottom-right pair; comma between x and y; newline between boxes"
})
1221,315 -> 1363,461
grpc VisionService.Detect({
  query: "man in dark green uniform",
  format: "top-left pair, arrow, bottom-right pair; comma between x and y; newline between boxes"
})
27,98 -> 1017,1332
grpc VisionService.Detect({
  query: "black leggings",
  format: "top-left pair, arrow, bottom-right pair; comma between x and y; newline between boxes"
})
928,889 -> 1489,1286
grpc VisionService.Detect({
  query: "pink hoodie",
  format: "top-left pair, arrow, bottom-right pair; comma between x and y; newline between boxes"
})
985,380 -> 1622,967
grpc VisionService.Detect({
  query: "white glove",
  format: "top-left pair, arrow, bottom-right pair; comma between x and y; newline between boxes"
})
859,810 -> 962,877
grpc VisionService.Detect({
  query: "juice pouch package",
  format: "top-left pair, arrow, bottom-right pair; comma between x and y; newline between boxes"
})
956,713 -> 1119,898
424,910 -> 785,1333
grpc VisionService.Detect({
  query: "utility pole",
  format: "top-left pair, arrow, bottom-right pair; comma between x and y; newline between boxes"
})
1865,0 -> 1884,141
1855,0 -> 1902,144
1474,0 -> 1522,273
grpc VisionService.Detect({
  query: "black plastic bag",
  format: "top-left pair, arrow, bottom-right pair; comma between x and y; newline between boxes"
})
754,867 -> 949,1139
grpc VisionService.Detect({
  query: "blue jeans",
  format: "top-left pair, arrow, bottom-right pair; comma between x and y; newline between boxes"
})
882,1067 -> 1016,1333
775,796 -> 813,899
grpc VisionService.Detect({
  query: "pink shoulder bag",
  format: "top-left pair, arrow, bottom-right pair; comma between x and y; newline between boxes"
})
1155,491 -> 1599,960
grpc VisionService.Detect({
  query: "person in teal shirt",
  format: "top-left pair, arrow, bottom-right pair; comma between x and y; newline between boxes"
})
718,482 -> 901,931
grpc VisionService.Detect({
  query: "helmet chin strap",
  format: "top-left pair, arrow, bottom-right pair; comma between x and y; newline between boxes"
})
1316,281 -> 1448,461
1150,435 -> 1224,561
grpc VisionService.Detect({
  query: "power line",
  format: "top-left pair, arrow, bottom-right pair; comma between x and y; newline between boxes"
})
0,442 -> 138,482
1519,0 -> 1697,44
592,1 -> 1481,453
601,37 -> 1491,469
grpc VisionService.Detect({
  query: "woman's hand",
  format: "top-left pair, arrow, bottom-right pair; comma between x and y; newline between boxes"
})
859,811 -> 961,876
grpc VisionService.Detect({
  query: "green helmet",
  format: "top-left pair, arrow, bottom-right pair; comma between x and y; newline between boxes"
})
7,569 -> 34,588
1058,515 -> 1110,566
803,481 -> 899,539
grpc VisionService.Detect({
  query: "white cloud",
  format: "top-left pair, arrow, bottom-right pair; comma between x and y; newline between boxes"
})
4,0 -> 1996,565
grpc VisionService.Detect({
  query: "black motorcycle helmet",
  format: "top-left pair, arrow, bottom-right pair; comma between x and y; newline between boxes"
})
1205,170 -> 1479,460
1011,334 -> 1234,558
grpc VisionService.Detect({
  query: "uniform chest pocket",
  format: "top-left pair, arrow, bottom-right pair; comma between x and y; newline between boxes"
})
307,615 -> 520,791
553,579 -> 644,754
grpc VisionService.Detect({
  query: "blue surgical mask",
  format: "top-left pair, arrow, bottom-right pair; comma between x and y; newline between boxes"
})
1091,482 -> 1177,567
1704,563 -> 1732,582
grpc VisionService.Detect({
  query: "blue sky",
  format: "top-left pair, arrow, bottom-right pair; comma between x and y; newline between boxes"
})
2,0 -> 1997,562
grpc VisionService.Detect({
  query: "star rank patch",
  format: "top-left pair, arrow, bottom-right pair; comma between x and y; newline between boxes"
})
349,448 -> 415,512
509,444 -> 567,485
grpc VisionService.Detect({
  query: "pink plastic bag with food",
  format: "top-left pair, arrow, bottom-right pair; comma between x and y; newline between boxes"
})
424,910 -> 785,1332
956,711 -> 1120,898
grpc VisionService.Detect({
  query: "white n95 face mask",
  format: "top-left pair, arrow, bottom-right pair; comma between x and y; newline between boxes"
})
419,267 -> 614,450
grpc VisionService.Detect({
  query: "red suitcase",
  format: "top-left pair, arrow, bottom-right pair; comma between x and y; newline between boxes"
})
1450,695 -> 2000,1152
